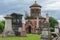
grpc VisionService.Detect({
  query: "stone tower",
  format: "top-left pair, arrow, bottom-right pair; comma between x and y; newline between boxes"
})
25,1 -> 46,34
30,1 -> 42,17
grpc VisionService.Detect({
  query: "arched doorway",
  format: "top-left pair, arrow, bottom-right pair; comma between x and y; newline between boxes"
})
27,26 -> 31,33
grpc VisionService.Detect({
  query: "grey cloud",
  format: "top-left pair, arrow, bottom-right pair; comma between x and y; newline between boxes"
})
0,0 -> 60,20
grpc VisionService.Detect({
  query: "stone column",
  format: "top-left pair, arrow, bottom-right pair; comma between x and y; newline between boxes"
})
35,17 -> 39,34
3,16 -> 15,37
21,23 -> 26,37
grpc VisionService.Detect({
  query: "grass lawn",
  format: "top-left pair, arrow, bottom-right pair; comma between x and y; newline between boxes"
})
0,34 -> 41,40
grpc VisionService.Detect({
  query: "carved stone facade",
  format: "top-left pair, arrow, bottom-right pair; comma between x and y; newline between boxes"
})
25,19 -> 46,34
25,1 -> 49,34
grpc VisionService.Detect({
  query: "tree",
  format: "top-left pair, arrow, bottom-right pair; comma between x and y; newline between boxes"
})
25,13 -> 35,19
25,13 -> 29,19
49,17 -> 58,32
0,20 -> 5,33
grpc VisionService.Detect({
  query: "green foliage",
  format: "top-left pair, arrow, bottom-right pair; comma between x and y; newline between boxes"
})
25,13 -> 29,19
50,29 -> 54,32
49,17 -> 58,28
0,20 -> 5,33
49,17 -> 58,32
0,20 -> 5,25
25,13 -> 35,19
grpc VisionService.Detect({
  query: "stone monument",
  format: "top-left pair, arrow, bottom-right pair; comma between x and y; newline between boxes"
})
3,15 -> 15,37
41,21 -> 51,40
55,25 -> 59,34
41,13 -> 51,40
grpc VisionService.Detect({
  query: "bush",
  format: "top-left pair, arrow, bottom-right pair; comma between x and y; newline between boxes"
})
49,17 -> 58,32
0,20 -> 5,33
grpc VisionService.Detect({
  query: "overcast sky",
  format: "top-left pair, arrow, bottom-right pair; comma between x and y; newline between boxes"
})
0,0 -> 60,22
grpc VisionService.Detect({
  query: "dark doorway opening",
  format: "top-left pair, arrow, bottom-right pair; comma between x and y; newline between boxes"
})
28,26 -> 31,33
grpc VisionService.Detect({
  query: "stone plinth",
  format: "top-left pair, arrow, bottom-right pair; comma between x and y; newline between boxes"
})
3,16 -> 15,37
35,28 -> 40,34
21,31 -> 26,37
55,25 -> 59,34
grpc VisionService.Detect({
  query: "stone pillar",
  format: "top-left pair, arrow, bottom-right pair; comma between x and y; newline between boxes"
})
41,22 -> 51,40
21,23 -> 26,37
3,16 -> 15,37
46,13 -> 49,22
35,17 -> 39,34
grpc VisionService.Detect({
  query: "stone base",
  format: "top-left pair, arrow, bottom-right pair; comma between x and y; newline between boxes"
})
2,31 -> 15,37
21,31 -> 26,37
35,28 -> 40,34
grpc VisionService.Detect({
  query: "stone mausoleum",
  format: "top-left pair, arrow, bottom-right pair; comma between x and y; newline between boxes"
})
3,13 -> 23,36
25,1 -> 49,34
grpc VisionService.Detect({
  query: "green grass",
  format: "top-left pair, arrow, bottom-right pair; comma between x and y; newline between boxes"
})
0,34 -> 41,40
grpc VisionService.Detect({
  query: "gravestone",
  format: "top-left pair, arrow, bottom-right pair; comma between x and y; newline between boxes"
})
3,15 -> 15,37
41,21 -> 51,40
55,25 -> 59,34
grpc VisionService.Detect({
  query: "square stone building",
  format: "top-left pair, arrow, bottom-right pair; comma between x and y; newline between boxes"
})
25,1 -> 49,34
11,13 -> 23,36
